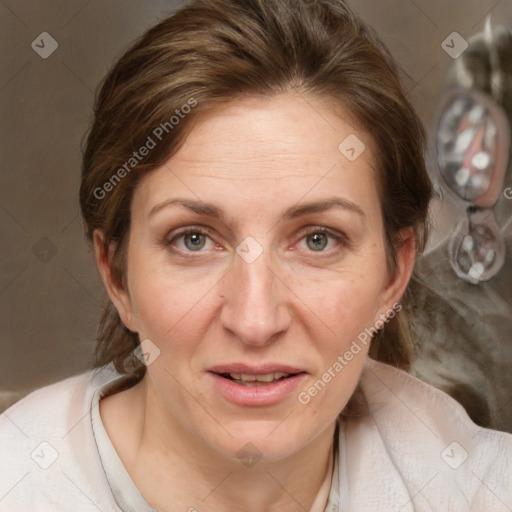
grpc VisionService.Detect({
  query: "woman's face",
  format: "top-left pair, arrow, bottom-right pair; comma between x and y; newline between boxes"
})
105,93 -> 413,463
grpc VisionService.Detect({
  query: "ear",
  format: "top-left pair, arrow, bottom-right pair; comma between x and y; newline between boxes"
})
375,227 -> 417,320
93,230 -> 138,332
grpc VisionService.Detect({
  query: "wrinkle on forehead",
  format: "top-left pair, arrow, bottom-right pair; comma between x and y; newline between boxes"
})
131,92 -> 383,233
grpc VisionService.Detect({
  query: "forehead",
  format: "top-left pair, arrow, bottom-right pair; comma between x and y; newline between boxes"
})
132,93 -> 381,224
172,93 -> 373,170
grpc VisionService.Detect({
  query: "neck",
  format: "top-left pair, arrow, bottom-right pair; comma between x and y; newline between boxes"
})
101,376 -> 336,512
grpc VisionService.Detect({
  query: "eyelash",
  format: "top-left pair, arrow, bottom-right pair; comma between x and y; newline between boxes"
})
164,226 -> 217,255
299,226 -> 349,255
164,225 -> 349,257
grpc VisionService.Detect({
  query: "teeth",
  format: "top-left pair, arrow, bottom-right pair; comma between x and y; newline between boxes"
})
228,372 -> 290,384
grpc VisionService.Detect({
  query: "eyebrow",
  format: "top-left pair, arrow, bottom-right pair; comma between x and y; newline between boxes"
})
148,197 -> 365,221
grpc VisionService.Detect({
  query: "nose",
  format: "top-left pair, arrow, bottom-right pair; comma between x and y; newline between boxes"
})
219,245 -> 291,347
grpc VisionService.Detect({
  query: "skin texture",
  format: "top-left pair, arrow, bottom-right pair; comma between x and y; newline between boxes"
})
94,92 -> 416,512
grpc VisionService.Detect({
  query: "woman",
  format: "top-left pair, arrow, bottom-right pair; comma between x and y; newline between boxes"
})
1,0 -> 511,510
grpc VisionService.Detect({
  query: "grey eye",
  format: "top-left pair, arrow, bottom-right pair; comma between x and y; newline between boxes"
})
306,233 -> 329,251
184,233 -> 207,251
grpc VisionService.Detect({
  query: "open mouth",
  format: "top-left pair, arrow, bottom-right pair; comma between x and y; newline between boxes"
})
209,367 -> 307,405
216,372 -> 302,387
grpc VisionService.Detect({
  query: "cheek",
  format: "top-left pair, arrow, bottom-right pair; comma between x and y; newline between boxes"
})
126,254 -> 219,342
296,272 -> 384,343
315,274 -> 383,402
287,243 -> 389,331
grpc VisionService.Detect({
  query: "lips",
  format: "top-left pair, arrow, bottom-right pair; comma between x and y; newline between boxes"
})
219,371 -> 296,386
208,364 -> 307,406
208,364 -> 305,387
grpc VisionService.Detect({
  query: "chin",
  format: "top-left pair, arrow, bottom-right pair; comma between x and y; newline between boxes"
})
206,417 -> 319,465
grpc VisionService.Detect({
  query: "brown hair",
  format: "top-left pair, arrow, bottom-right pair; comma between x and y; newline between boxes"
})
80,0 -> 433,382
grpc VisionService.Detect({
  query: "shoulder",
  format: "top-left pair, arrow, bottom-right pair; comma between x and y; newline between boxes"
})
344,358 -> 512,509
0,366 -> 124,511
0,366 -> 119,438
360,358 -> 511,443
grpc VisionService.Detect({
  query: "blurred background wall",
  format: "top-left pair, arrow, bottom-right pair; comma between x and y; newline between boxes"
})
1,0 -> 512,428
